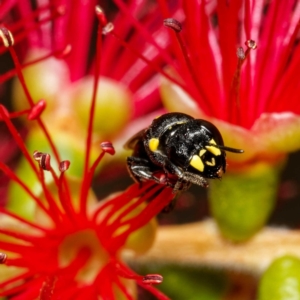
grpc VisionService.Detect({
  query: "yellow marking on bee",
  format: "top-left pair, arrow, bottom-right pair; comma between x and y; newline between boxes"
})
149,138 -> 159,151
205,139 -> 221,156
190,155 -> 204,172
205,158 -> 216,166
199,149 -> 206,157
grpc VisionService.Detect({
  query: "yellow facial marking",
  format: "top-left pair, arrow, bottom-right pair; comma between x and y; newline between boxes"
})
190,155 -> 204,172
205,158 -> 216,166
199,149 -> 206,157
205,139 -> 221,156
149,138 -> 159,152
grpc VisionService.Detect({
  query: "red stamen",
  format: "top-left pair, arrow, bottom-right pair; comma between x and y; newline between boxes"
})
0,45 -> 71,83
33,152 -> 77,223
94,183 -> 151,230
113,0 -> 177,69
27,100 -> 46,120
0,208 -> 48,232
95,6 -> 108,27
163,20 -> 211,114
6,3 -> 59,33
3,27 -> 61,164
0,5 -> 65,55
0,162 -> 51,216
229,40 -> 257,125
0,105 -> 39,174
81,6 -> 105,215
80,151 -> 106,217
0,104 -> 63,223
109,29 -> 189,93
116,261 -> 170,300
5,109 -> 31,119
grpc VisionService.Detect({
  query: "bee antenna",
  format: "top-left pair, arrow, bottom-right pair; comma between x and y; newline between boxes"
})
208,143 -> 244,153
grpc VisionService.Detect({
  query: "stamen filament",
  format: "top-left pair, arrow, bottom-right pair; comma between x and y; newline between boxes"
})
0,162 -> 52,217
81,9 -> 104,215
166,26 -> 211,114
6,42 -> 61,162
109,30 -> 190,94
112,0 -> 178,70
0,46 -> 70,83
0,5 -> 65,55
0,208 -> 48,232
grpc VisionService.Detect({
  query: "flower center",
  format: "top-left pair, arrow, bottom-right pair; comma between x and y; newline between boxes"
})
58,229 -> 109,284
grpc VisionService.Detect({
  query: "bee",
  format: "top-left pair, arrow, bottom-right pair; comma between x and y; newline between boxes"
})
126,112 -> 244,193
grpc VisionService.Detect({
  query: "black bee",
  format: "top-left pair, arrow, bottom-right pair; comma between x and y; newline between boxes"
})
126,112 -> 244,193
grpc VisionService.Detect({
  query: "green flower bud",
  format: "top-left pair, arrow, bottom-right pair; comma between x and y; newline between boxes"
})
208,162 -> 283,242
258,255 -> 300,300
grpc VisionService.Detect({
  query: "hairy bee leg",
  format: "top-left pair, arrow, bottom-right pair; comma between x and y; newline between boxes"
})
173,178 -> 191,193
182,172 -> 209,188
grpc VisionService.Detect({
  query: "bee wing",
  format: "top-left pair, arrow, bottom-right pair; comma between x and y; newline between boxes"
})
124,129 -> 145,150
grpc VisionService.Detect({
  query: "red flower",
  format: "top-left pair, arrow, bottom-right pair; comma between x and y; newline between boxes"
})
0,2 -> 175,299
109,0 -> 300,165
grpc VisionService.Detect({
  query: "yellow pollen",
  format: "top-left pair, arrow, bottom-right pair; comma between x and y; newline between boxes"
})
205,139 -> 221,156
149,138 -> 159,151
190,155 -> 204,172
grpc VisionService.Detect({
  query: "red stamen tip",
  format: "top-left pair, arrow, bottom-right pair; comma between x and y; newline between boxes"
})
33,151 -> 51,171
59,160 -> 70,172
245,39 -> 257,50
95,6 -> 108,27
100,141 -> 115,155
163,18 -> 182,33
0,252 -> 7,264
142,274 -> 163,285
0,27 -> 14,47
27,100 -> 46,120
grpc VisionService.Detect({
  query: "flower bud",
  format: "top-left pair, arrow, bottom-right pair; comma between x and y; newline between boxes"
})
258,255 -> 300,300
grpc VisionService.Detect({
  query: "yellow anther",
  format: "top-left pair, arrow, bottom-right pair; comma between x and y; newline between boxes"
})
190,155 -> 204,172
149,138 -> 159,152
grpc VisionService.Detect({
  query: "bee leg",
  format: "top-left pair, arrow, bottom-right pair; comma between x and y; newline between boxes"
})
173,179 -> 191,193
181,172 -> 209,188
127,156 -> 162,185
162,196 -> 178,213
